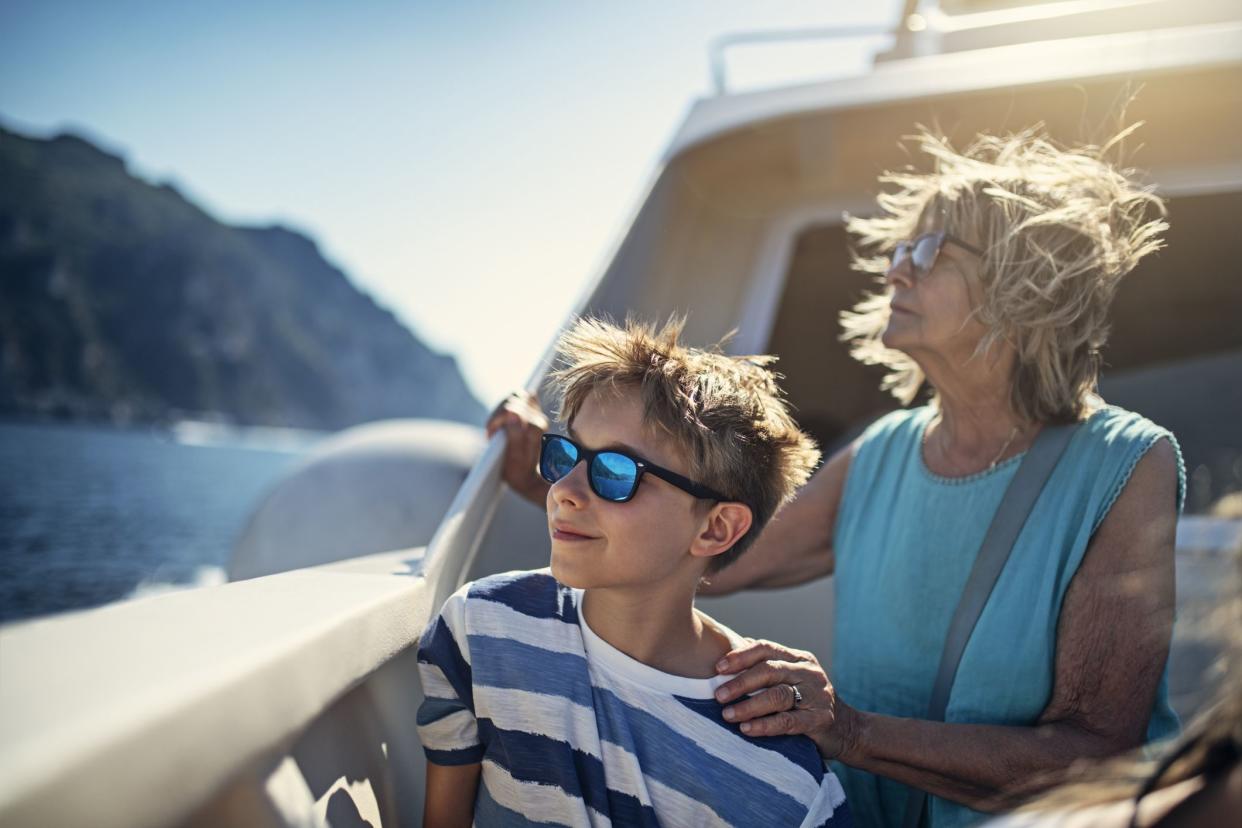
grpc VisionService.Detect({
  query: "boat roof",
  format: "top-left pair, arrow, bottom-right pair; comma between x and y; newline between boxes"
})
666,17 -> 1242,163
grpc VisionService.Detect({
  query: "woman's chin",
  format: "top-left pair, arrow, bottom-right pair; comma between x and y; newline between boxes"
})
880,326 -> 910,351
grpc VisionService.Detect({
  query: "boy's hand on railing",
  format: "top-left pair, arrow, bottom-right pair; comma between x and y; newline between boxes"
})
486,391 -> 551,506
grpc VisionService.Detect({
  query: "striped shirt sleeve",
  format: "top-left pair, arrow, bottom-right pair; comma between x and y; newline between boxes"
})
799,770 -> 852,827
416,583 -> 484,765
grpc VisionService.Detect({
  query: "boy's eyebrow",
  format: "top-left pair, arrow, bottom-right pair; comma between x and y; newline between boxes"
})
566,425 -> 646,459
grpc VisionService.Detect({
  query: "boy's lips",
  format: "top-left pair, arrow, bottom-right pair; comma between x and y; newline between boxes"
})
551,522 -> 598,542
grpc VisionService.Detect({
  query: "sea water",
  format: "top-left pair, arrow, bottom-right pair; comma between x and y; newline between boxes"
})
0,420 -> 315,624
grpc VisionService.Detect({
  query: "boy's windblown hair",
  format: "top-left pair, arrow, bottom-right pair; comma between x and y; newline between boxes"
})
842,124 -> 1168,423
549,316 -> 820,573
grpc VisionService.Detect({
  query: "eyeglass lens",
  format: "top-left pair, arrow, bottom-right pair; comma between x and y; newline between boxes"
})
891,234 -> 943,276
540,435 -> 640,502
540,435 -> 579,482
591,452 -> 638,501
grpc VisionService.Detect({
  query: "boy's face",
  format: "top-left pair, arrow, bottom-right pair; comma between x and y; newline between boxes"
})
546,386 -> 710,591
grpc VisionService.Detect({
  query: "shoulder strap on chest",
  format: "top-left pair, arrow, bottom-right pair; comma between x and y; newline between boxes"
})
902,422 -> 1079,828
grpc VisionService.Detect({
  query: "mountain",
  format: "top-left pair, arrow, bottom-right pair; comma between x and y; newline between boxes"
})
0,125 -> 485,430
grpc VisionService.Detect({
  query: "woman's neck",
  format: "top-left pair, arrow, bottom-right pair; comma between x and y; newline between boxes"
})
920,352 -> 1033,475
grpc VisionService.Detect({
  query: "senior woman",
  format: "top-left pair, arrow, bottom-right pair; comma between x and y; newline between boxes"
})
487,128 -> 1184,828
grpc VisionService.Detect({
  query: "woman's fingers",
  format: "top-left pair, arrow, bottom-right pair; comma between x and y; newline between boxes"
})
711,640 -> 854,758
737,709 -> 812,738
720,682 -> 801,724
714,658 -> 808,706
716,639 -> 812,676
714,640 -> 817,702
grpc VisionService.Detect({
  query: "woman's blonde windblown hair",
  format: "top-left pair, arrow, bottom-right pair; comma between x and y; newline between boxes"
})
841,126 -> 1168,423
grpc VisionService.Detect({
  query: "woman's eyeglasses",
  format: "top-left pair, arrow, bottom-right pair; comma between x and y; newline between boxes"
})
888,231 -> 984,279
538,433 -> 727,504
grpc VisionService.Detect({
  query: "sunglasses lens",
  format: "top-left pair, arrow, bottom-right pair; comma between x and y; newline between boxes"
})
890,242 -> 910,270
911,234 -> 943,274
591,452 -> 638,502
540,436 -> 579,483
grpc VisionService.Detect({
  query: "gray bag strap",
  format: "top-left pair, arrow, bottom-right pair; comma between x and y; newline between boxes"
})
900,423 -> 1078,828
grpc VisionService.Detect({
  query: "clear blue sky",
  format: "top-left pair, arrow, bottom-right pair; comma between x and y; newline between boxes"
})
0,0 -> 902,406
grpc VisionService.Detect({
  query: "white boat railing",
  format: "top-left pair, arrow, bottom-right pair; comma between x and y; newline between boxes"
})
0,546 -> 438,828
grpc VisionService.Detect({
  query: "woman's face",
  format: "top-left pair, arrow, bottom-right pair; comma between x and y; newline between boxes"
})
880,223 -> 989,364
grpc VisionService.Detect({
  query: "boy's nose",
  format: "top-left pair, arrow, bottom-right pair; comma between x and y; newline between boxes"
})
550,461 -> 590,508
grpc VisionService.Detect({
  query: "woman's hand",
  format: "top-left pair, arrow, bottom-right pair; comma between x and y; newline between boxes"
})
714,639 -> 862,762
485,391 -> 551,506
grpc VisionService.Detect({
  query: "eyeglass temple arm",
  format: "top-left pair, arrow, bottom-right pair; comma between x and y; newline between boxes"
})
644,465 -> 729,502
946,233 -> 985,257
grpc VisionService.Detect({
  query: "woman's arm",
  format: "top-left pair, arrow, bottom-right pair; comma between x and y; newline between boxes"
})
716,439 -> 1179,811
423,761 -> 482,828
699,440 -> 856,596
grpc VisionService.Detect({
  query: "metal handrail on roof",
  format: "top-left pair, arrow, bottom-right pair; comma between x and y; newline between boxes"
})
707,24 -> 896,96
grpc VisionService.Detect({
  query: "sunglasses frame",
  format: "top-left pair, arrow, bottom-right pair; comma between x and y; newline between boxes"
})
889,231 -> 985,279
538,433 -> 728,504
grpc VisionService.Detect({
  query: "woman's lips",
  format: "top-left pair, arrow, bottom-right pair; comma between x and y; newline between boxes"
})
890,304 -> 916,315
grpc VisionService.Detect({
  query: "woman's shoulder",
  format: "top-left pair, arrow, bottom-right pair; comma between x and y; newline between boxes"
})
836,407 -> 933,521
1073,404 -> 1183,483
1070,404 -> 1186,518
840,405 -> 933,488
858,405 -> 935,446
1078,403 -> 1176,446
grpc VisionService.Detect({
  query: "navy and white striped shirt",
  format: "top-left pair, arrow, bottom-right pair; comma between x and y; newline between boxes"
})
417,569 -> 851,827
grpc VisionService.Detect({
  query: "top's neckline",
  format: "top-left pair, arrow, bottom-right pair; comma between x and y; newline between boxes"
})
914,405 -> 1103,485
572,588 -> 739,699
916,410 -> 1026,486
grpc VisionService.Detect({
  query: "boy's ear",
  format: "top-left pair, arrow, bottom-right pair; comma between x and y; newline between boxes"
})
689,502 -> 753,561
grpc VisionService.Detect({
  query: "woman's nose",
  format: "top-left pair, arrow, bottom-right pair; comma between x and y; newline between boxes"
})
885,256 -> 916,289
550,461 -> 590,508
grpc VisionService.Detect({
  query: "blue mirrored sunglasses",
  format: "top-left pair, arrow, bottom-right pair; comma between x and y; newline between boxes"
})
538,433 -> 727,504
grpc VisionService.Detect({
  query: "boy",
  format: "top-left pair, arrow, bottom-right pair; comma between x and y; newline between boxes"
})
417,317 -> 851,827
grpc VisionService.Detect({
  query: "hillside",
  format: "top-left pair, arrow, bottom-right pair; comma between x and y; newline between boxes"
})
0,126 -> 485,430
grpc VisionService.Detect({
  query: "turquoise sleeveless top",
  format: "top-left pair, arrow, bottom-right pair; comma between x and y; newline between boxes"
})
830,405 -> 1185,828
